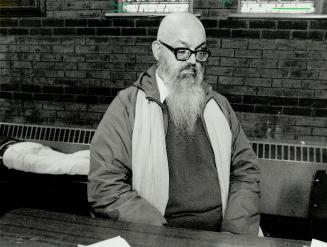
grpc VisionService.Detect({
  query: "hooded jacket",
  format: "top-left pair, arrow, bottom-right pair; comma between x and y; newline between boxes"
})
88,65 -> 260,235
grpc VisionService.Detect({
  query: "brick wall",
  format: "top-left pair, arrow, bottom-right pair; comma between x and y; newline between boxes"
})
0,0 -> 327,143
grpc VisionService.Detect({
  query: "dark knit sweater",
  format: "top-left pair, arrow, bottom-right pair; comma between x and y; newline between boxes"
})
164,108 -> 223,231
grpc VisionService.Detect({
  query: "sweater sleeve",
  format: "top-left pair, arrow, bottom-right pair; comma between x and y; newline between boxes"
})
220,98 -> 261,235
88,92 -> 167,226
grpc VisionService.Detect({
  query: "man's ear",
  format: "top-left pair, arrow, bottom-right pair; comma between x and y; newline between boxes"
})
152,41 -> 161,61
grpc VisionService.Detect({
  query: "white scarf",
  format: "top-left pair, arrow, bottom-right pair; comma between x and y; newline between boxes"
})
132,90 -> 232,216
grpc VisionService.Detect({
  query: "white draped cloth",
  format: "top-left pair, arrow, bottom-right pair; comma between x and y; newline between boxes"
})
3,142 -> 89,175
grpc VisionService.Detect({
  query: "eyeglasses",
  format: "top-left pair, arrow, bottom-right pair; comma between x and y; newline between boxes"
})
158,40 -> 211,62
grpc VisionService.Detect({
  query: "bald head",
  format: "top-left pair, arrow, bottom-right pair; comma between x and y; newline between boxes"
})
157,13 -> 206,46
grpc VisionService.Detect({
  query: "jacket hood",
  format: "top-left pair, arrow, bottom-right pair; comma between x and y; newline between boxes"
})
133,65 -> 214,102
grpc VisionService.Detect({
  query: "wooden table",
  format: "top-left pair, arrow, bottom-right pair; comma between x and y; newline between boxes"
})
0,208 -> 310,247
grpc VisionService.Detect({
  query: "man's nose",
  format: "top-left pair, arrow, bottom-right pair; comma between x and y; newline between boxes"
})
187,53 -> 197,64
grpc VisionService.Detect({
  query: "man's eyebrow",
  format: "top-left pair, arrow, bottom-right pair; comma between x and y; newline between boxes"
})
176,40 -> 206,50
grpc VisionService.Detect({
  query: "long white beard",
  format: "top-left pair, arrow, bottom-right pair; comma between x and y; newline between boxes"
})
166,75 -> 205,134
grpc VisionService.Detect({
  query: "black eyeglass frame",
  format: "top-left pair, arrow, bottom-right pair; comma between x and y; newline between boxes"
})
158,40 -> 211,62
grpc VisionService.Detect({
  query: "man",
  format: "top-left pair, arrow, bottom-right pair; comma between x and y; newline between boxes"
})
88,12 -> 260,235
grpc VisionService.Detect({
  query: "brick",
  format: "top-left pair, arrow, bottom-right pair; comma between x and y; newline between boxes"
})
44,70 -> 65,78
293,51 -> 308,59
96,28 -> 120,36
292,31 -> 324,41
60,37 -> 85,45
216,29 -> 232,38
37,37 -> 61,45
55,62 -> 77,70
123,46 -> 148,54
113,18 -> 134,27
289,69 -> 319,79
42,53 -> 63,62
125,63 -> 149,71
86,71 -> 110,79
0,29 -> 7,35
319,71 -> 327,80
218,76 -> 244,85
65,70 -> 86,78
111,71 -> 136,80
76,28 -> 96,35
276,40 -> 308,50
296,116 -> 326,127
206,57 -> 220,66
229,85 -> 257,95
0,91 -> 12,99
30,28 -> 53,36
75,45 -> 99,53
110,54 -> 136,63
135,55 -> 154,64
244,77 -> 271,87
0,19 -> 18,27
13,62 -> 32,69
54,78 -> 79,86
22,84 -> 42,93
255,105 -> 283,115
299,98 -> 327,108
88,87 -> 111,95
222,39 -> 248,49
13,92 -> 33,101
284,107 -> 312,116
278,60 -> 307,69
99,45 -> 123,54
65,0 -> 90,9
78,62 -> 102,70
147,28 -> 158,37
206,66 -> 233,76
233,67 -> 259,77
19,20 -> 41,27
8,29 -> 29,35
261,68 -> 289,78
231,30 -> 260,39
277,21 -> 308,30
249,20 -> 276,29
219,20 -> 248,29
53,45 -> 74,53
42,19 -> 65,27
85,54 -> 106,62
315,90 -> 327,98
0,61 -> 11,68
308,60 -> 327,69
88,19 -> 112,27
90,1 -> 112,10
248,40 -> 276,50
312,127 -> 327,136
307,41 -> 327,51
263,50 -> 292,59
250,59 -> 277,68
232,104 -> 254,113
261,31 -> 290,39
273,79 -> 301,88
53,28 -> 76,35
220,57 -> 249,67
235,49 -> 261,58
121,28 -> 146,36
65,86 -> 87,94
65,19 -> 87,27
302,80 -> 327,90
33,62 -> 55,69
310,20 -> 327,30
86,37 -> 109,45
210,48 -> 234,57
